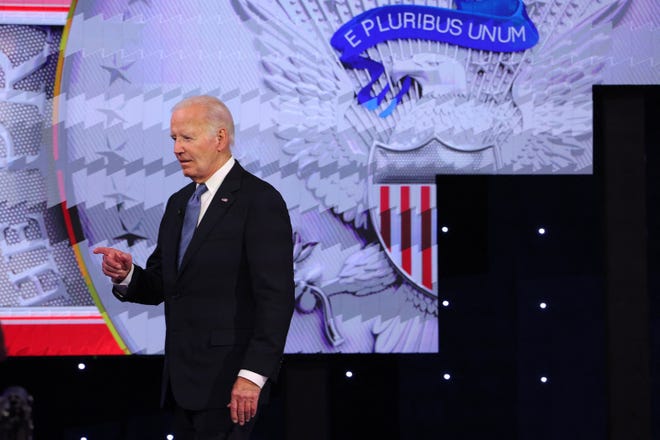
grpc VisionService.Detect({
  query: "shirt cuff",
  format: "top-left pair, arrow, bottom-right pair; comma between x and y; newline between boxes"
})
238,369 -> 267,388
115,264 -> 134,286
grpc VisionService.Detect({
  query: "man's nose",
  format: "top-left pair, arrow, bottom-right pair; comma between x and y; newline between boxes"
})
173,140 -> 184,154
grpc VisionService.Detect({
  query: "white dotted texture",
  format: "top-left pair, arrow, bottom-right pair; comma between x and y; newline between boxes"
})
0,26 -> 92,307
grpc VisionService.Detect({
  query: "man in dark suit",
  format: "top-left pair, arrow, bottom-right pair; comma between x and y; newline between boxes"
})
94,95 -> 294,439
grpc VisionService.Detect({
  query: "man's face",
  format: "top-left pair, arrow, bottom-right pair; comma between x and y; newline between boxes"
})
170,104 -> 229,183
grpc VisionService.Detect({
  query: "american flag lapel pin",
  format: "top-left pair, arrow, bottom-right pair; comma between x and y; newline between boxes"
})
221,197 -> 229,203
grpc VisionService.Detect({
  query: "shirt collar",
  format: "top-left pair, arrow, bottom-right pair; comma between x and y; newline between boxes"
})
199,156 -> 235,197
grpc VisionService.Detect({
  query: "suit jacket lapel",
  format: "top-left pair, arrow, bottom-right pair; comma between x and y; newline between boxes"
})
177,162 -> 243,273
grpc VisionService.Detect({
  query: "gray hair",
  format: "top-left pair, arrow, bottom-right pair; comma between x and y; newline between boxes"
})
173,95 -> 235,145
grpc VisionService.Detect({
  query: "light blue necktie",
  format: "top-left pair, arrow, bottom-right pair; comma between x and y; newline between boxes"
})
178,183 -> 207,268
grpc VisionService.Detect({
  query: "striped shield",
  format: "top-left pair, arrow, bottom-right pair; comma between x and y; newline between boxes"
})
367,138 -> 455,296
374,184 -> 437,294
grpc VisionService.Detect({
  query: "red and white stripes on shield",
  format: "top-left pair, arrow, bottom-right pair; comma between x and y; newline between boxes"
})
379,184 -> 436,292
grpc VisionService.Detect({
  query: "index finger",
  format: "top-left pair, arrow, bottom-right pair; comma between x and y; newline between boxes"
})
93,247 -> 114,256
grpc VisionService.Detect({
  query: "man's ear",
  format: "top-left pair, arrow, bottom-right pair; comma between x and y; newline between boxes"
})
216,128 -> 228,149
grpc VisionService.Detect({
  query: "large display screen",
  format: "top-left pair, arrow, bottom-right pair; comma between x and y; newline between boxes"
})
0,0 -> 657,355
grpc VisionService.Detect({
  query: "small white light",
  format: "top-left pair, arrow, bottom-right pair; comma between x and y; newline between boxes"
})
538,227 -> 546,235
540,376 -> 548,383
441,226 -> 449,233
166,435 -> 174,440
77,363 -> 86,370
539,302 -> 547,309
443,373 -> 451,380
345,370 -> 353,378
81,437 -> 87,440
442,300 -> 450,307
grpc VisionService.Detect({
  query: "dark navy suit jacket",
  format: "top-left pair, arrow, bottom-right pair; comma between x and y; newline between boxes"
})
115,161 -> 294,410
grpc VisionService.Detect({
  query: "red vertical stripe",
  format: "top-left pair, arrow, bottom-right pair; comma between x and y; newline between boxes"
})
421,186 -> 433,289
380,186 -> 391,250
401,186 -> 411,274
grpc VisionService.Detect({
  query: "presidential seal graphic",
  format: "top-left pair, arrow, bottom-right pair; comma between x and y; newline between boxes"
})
45,0 -> 653,353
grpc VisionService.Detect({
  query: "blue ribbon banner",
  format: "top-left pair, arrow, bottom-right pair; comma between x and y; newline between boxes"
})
330,0 -> 539,117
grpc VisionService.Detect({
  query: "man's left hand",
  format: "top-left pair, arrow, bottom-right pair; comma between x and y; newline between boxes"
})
228,376 -> 260,425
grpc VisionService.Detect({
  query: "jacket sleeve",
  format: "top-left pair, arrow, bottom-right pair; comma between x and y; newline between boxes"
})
112,195 -> 177,306
241,184 -> 295,380
113,247 -> 164,306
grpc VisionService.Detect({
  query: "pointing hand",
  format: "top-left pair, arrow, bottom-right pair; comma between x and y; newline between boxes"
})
93,247 -> 133,283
